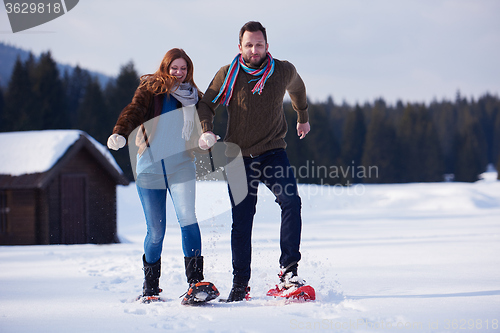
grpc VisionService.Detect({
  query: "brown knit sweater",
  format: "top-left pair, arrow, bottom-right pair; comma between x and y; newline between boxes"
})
197,58 -> 308,157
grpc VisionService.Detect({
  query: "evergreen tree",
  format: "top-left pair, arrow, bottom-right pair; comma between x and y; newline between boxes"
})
32,51 -> 67,129
283,102 -> 303,170
340,104 -> 366,184
474,94 -> 497,164
476,93 -> 500,165
362,105 -> 399,183
327,97 -> 348,145
397,103 -> 444,182
494,108 -> 500,173
308,103 -> 341,185
104,61 -> 140,181
63,65 -> 91,128
2,56 -> 35,131
497,157 -> 500,181
453,111 -> 488,182
284,102 -> 341,185
429,100 -> 458,174
0,86 -> 4,131
76,76 -> 108,143
105,61 -> 140,122
284,102 -> 312,182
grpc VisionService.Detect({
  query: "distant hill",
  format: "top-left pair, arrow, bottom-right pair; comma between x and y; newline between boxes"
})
0,42 -> 111,87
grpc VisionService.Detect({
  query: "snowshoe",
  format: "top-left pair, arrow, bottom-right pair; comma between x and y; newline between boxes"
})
266,284 -> 316,301
136,294 -> 166,304
266,263 -> 316,301
181,281 -> 220,305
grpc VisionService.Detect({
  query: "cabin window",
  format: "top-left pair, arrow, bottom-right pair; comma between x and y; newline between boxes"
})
0,191 -> 9,234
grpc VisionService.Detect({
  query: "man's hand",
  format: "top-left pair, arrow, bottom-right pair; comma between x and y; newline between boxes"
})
297,122 -> 310,139
198,131 -> 220,150
107,133 -> 126,150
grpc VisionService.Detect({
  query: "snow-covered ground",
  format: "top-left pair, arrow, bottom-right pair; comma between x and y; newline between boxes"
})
1,171 -> 500,332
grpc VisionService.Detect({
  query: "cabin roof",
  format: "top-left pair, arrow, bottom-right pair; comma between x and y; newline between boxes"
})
0,130 -> 129,189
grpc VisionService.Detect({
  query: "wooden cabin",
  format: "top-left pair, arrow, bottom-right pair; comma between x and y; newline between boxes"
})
0,130 -> 129,245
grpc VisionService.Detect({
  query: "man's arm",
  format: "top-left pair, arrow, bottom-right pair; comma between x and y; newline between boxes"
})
197,66 -> 229,133
285,62 -> 310,138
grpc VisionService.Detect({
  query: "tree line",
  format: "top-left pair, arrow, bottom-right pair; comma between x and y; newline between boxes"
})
0,51 -> 138,179
1,52 -> 499,184
282,94 -> 500,184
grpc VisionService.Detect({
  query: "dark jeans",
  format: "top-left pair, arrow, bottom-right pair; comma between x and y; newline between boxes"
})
229,149 -> 302,284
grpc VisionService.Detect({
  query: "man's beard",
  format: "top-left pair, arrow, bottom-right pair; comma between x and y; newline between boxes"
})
243,53 -> 267,67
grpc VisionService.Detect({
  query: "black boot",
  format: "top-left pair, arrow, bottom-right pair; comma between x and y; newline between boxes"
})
184,256 -> 204,284
181,256 -> 219,305
278,262 -> 305,289
142,255 -> 161,297
224,281 -> 250,302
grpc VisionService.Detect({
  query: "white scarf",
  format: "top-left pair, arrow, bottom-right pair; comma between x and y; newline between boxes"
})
171,83 -> 198,140
171,82 -> 198,106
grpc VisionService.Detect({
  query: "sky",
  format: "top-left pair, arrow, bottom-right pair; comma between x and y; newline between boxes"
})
1,0 -> 499,105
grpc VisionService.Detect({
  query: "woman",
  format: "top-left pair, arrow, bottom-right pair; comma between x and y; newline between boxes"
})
107,48 -> 219,305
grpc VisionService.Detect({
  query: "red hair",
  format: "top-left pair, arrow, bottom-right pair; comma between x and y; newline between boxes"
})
139,48 -> 202,98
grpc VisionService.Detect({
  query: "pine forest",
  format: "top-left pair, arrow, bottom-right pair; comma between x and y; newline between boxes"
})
1,52 -> 499,184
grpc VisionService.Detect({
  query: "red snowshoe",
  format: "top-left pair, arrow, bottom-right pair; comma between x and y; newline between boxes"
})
266,264 -> 316,301
266,284 -> 316,301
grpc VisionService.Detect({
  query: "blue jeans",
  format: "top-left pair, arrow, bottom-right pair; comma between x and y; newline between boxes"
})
136,161 -> 201,264
229,149 -> 302,284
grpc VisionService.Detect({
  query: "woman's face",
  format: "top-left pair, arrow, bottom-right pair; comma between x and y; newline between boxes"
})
169,57 -> 188,82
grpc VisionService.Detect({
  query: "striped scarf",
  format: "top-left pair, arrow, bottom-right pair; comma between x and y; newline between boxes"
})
212,52 -> 275,106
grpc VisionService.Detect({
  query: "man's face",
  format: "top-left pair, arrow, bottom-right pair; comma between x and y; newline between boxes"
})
239,30 -> 268,67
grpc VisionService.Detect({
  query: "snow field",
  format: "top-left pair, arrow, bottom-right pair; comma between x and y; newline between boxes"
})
1,175 -> 500,332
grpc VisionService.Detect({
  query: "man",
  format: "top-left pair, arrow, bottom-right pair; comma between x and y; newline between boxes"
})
197,21 -> 310,302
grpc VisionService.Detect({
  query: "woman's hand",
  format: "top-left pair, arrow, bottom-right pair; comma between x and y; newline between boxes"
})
107,134 -> 126,150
